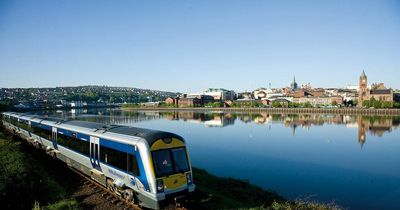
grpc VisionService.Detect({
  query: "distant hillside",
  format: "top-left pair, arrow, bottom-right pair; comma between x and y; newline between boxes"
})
0,86 -> 180,108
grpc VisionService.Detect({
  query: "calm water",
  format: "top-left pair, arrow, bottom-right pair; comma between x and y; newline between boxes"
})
43,109 -> 400,210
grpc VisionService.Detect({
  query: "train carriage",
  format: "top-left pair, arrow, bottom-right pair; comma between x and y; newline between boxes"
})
1,112 -> 195,209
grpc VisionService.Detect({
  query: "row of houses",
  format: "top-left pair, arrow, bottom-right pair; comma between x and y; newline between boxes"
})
165,87 -> 347,107
164,72 -> 399,108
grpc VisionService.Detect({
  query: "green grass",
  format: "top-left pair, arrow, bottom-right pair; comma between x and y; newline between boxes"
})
187,168 -> 343,210
0,130 -> 73,209
33,199 -> 81,210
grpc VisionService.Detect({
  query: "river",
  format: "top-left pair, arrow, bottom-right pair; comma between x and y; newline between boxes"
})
40,108 -> 400,210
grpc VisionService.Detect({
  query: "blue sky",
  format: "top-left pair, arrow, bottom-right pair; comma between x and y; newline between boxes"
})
0,0 -> 399,92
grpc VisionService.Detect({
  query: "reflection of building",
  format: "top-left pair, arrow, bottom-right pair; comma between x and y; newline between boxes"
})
253,113 -> 272,124
67,110 -> 398,149
357,115 -> 393,148
162,111 -> 235,127
357,116 -> 367,148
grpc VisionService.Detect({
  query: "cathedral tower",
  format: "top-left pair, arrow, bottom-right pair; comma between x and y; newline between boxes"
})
358,70 -> 368,107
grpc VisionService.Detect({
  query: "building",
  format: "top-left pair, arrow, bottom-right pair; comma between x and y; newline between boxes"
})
165,97 -> 179,106
358,70 -> 369,107
237,92 -> 253,100
370,89 -> 393,102
176,94 -> 214,107
253,88 -> 268,99
358,71 -> 393,107
307,89 -> 325,97
253,88 -> 285,100
292,96 -> 343,107
203,88 -> 235,101
178,97 -> 202,107
394,91 -> 400,103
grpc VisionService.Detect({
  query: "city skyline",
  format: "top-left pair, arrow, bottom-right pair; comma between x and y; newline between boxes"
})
1,0 -> 399,92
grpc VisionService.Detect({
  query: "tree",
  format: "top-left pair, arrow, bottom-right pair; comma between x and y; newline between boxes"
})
382,101 -> 393,109
353,99 -> 358,107
331,101 -> 338,106
304,102 -> 312,108
271,101 -> 282,108
363,100 -> 371,108
109,96 -> 115,104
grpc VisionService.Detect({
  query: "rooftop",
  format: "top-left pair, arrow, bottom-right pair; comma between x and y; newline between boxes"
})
370,89 -> 392,95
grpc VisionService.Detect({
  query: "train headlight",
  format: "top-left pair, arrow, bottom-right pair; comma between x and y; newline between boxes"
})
156,179 -> 164,193
186,172 -> 192,184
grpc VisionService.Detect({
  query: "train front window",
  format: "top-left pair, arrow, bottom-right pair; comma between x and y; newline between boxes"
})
171,148 -> 189,173
152,150 -> 174,177
152,148 -> 190,178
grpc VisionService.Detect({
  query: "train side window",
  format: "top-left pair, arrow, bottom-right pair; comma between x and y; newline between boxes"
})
127,154 -> 140,176
10,117 -> 18,125
56,132 -> 90,156
17,119 -> 31,132
100,145 -> 127,172
31,125 -> 52,140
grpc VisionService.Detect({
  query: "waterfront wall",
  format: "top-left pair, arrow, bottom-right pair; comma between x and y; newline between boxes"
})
121,107 -> 400,116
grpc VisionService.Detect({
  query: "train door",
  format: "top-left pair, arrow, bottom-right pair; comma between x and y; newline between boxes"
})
90,136 -> 101,171
52,127 -> 58,150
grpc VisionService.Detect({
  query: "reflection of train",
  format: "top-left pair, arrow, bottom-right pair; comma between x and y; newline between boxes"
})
1,112 -> 195,209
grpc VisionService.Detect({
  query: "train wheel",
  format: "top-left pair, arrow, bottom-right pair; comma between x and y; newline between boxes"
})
106,179 -> 115,192
122,189 -> 136,204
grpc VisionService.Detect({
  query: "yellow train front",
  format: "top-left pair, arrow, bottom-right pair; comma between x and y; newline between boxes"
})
148,137 -> 195,207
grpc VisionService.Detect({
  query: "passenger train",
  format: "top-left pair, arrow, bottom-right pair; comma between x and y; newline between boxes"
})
1,112 -> 195,209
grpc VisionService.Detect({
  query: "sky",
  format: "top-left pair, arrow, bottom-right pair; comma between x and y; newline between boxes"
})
0,0 -> 399,92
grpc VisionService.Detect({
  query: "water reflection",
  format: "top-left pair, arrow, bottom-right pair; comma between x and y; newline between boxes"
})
47,109 -> 399,149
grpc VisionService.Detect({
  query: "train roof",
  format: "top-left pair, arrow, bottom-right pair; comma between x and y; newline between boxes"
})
3,112 -> 184,146
63,120 -> 184,145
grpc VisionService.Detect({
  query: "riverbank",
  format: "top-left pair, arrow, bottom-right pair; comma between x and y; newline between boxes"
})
121,107 -> 400,116
0,129 -> 341,210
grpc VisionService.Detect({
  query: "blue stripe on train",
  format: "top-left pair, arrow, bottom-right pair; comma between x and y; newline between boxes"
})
100,138 -> 134,154
57,128 -> 90,142
30,119 -> 151,192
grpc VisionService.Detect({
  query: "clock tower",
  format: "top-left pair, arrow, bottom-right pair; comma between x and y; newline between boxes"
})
358,70 -> 368,107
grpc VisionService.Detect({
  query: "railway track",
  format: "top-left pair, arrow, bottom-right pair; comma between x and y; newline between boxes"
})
71,167 -> 140,210
71,171 -> 187,210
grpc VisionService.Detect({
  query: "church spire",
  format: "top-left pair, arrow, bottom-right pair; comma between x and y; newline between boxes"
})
361,69 -> 366,78
291,75 -> 298,90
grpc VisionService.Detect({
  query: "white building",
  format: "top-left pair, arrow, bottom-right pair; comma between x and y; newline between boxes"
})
203,88 -> 235,101
253,88 -> 285,100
